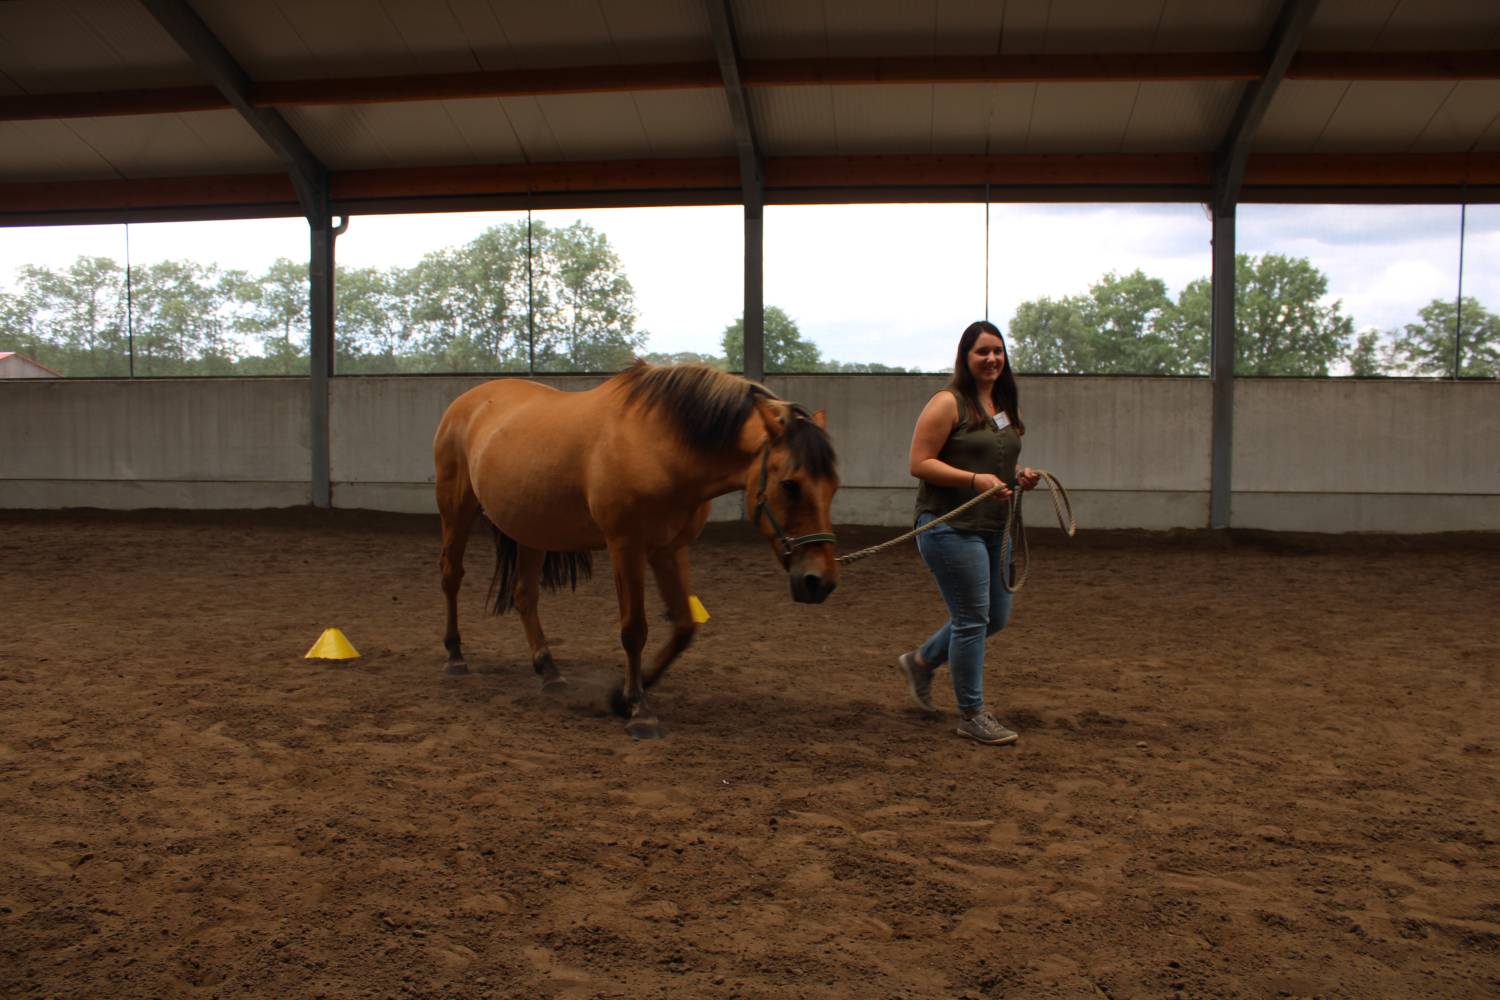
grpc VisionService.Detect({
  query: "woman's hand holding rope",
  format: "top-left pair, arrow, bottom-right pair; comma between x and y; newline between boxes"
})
836,469 -> 1076,580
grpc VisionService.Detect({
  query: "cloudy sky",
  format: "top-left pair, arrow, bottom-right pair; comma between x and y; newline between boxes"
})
3,200 -> 1495,373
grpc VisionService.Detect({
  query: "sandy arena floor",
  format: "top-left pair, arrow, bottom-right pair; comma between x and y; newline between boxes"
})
1,509 -> 1497,999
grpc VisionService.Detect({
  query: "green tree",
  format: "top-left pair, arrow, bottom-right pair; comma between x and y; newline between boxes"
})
1007,271 -> 1178,373
335,265 -> 409,373
442,225 -> 530,370
3,259 -> 129,375
230,257 -> 309,375
722,306 -> 823,372
823,360 -> 911,373
1346,328 -> 1387,377
530,221 -> 645,372
1233,253 -> 1353,375
380,221 -> 642,373
0,281 -> 51,370
1392,297 -> 1499,377
1170,254 -> 1355,376
1006,295 -> 1092,373
1082,270 -> 1178,373
129,260 -> 239,375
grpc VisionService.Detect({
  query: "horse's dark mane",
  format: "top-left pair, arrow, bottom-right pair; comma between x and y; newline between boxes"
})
616,361 -> 836,474
618,361 -> 763,452
781,406 -> 837,479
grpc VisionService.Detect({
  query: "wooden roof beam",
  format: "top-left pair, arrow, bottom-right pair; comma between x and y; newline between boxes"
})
5,49 -> 1498,123
5,153 -> 1499,220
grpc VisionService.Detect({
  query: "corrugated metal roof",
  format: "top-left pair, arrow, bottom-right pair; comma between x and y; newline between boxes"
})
1305,0 -> 1500,51
1316,81 -> 1468,153
831,84 -> 935,155
285,100 -> 519,169
193,0 -> 713,78
931,83 -> 1004,155
629,89 -> 736,157
0,0 -> 1496,215
1152,3 -> 1277,54
0,110 -> 282,182
532,92 -> 653,161
751,87 -> 837,157
1008,0 -> 1167,55
1120,81 -> 1242,153
1300,0 -> 1403,52
1254,80 -> 1348,153
0,119 -> 118,182
0,0 -> 198,93
1416,80 -> 1500,153
1025,82 -> 1140,152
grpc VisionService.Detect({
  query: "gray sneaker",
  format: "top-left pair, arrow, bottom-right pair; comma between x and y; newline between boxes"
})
896,651 -> 936,712
956,711 -> 1019,746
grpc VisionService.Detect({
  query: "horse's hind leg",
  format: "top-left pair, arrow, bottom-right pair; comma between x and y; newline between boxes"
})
511,545 -> 567,693
437,468 -> 480,675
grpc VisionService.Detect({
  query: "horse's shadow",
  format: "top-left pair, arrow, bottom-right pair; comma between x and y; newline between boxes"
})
461,656 -> 622,719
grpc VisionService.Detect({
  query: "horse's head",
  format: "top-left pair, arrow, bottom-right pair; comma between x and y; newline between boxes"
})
746,399 -> 840,604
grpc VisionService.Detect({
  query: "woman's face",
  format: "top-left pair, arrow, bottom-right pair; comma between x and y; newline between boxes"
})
967,331 -> 1006,386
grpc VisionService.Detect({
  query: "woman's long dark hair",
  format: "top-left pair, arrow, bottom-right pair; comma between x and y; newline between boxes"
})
949,320 -> 1024,433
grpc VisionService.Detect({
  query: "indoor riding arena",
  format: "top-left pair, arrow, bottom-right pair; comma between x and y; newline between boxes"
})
3,3 -> 1498,999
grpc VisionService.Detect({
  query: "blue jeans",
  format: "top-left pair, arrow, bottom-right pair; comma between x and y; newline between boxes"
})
914,512 -> 1013,715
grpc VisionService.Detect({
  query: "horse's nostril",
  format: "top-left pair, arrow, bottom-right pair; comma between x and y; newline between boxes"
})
802,574 -> 822,593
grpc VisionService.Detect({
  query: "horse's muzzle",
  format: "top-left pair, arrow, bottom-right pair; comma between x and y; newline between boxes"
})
790,570 -> 836,604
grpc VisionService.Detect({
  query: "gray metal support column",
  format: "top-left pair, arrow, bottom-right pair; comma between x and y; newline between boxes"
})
1209,206 -> 1236,529
1204,0 -> 1316,529
309,221 -> 335,508
744,205 -> 764,382
706,0 -> 765,380
142,0 -> 335,505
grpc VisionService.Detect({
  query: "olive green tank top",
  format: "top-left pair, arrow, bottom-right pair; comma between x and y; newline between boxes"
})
913,388 -> 1022,533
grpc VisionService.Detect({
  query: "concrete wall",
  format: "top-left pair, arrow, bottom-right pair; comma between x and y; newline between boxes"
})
763,375 -> 1212,530
0,378 -> 309,508
1234,379 -> 1500,532
2,375 -> 1496,532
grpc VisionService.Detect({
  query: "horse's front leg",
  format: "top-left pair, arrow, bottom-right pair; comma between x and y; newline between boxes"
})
644,546 -> 697,692
606,540 -> 659,739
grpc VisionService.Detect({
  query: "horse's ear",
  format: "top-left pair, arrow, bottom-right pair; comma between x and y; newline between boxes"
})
753,396 -> 789,440
809,408 -> 827,429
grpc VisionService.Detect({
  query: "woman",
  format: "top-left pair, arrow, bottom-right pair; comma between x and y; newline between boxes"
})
897,320 -> 1040,746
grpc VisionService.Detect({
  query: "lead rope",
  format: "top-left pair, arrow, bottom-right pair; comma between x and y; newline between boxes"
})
836,470 -> 1076,593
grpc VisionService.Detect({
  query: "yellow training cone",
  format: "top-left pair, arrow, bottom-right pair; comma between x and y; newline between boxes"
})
689,595 -> 711,624
305,627 -> 360,660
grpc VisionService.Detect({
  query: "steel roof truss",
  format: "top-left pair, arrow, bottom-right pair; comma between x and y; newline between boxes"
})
138,0 -> 327,221
1213,0 -> 1320,214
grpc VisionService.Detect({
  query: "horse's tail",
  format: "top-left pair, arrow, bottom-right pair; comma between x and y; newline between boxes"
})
485,521 -> 594,615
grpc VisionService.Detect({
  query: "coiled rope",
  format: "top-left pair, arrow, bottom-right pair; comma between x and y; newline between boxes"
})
837,470 -> 1076,593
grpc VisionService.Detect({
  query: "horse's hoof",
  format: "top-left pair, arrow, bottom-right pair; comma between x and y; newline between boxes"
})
607,684 -> 630,717
445,660 -> 469,676
540,676 -> 569,694
626,719 -> 663,740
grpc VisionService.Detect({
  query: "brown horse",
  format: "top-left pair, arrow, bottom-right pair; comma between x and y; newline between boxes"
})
433,362 -> 841,738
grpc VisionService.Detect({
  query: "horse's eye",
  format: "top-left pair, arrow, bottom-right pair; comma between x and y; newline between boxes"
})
778,479 -> 801,502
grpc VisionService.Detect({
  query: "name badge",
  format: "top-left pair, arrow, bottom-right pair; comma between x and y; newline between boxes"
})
991,411 -> 1010,431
